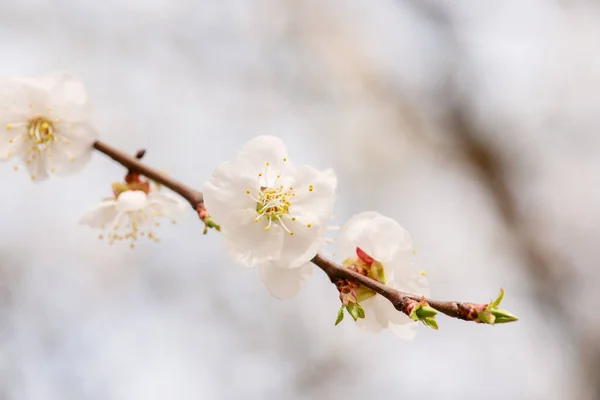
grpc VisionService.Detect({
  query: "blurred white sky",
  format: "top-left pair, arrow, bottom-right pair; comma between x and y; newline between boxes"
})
2,0 -> 600,399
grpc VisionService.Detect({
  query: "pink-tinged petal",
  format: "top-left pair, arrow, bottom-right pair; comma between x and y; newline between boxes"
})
79,200 -> 118,228
222,209 -> 284,267
259,263 -> 313,299
203,160 -> 256,224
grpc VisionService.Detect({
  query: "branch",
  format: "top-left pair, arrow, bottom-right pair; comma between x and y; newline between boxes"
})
93,140 -> 517,326
93,141 -> 203,209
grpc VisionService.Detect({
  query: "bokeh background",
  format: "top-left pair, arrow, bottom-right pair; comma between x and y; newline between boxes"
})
1,0 -> 598,399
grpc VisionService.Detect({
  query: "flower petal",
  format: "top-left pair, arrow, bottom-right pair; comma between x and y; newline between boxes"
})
237,136 -> 288,174
290,165 -> 337,218
338,212 -> 412,265
0,128 -> 27,160
372,295 -> 418,339
259,263 -> 313,299
148,191 -> 188,219
25,153 -> 49,181
203,160 -> 257,224
355,296 -> 384,333
115,191 -> 149,212
79,200 -> 118,228
222,209 -> 284,267
270,211 -> 323,269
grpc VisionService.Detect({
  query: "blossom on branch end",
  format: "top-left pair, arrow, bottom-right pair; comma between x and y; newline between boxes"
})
80,173 -> 187,248
203,136 -> 337,270
336,212 -> 429,339
0,71 -> 97,180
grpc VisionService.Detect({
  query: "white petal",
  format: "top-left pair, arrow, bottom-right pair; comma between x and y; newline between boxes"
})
259,263 -> 313,299
222,209 -> 284,267
337,211 -> 383,262
237,136 -> 288,173
49,140 -> 93,176
25,153 -> 49,181
355,296 -> 384,333
338,212 -> 412,264
393,269 -> 431,298
40,71 -> 91,122
290,166 -> 337,218
203,160 -> 256,224
0,129 -> 27,160
270,211 -> 323,269
115,191 -> 149,212
79,200 -> 118,228
147,191 -> 188,218
0,78 -> 46,117
372,294 -> 418,340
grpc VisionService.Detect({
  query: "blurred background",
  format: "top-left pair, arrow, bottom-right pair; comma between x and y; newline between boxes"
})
0,0 -> 598,399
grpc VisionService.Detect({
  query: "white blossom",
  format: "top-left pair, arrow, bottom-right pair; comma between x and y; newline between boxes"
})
80,190 -> 187,247
338,211 -> 429,339
203,136 -> 337,269
0,71 -> 98,180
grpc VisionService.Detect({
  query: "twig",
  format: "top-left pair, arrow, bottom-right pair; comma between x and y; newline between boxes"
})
93,140 -> 516,325
93,141 -> 203,209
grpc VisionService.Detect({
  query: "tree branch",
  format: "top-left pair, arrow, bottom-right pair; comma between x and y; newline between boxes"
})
93,141 -> 203,209
93,140 -> 517,326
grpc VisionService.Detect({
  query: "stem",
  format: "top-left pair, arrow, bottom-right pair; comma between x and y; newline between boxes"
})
93,139 -> 507,324
93,141 -> 203,209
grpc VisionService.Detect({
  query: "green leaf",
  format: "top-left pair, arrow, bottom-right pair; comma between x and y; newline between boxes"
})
415,304 -> 438,319
492,288 -> 505,307
346,302 -> 363,321
477,308 -> 495,325
491,308 -> 519,323
356,304 -> 365,319
335,305 -> 345,326
422,318 -> 439,330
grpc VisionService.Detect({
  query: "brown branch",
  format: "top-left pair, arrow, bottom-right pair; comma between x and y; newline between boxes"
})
93,139 -> 514,325
93,141 -> 203,209
311,254 -> 481,320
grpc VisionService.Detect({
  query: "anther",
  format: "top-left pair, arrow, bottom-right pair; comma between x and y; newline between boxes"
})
6,124 -> 12,130
307,223 -> 312,228
246,189 -> 251,194
309,184 -> 314,192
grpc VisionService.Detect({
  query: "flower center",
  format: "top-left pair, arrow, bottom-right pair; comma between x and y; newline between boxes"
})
256,185 -> 292,219
28,117 -> 55,150
245,158 -> 315,236
342,248 -> 388,302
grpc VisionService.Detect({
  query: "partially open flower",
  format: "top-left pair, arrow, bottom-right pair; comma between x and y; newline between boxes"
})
203,136 -> 337,268
0,71 -> 98,180
337,212 -> 429,339
80,189 -> 187,248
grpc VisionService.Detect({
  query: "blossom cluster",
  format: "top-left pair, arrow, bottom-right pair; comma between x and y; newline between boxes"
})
204,137 -> 430,338
0,72 -> 430,339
